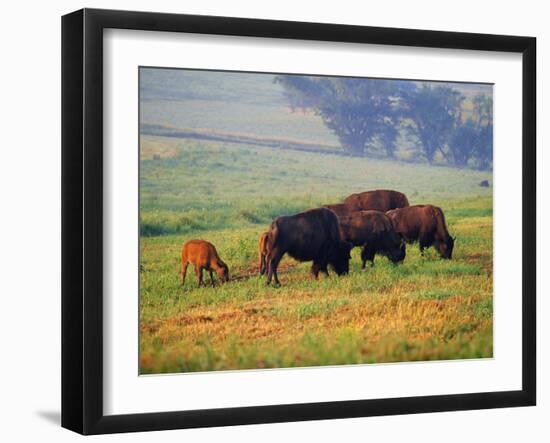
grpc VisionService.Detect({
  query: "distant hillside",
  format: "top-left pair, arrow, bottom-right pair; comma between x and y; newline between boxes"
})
139,68 -> 492,166
140,68 -> 287,106
140,68 -> 491,105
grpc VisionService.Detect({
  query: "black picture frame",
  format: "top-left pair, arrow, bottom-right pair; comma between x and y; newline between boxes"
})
62,8 -> 536,435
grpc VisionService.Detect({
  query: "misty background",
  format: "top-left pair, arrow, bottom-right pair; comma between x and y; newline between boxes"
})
140,68 -> 493,170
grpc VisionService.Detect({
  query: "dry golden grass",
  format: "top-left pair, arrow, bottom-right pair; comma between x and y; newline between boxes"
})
139,203 -> 493,373
140,138 -> 178,160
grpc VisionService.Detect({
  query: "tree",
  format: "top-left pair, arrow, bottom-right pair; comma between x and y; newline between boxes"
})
377,119 -> 399,158
275,75 -> 410,157
471,94 -> 493,170
316,78 -> 403,156
448,93 -> 493,169
275,75 -> 492,169
404,84 -> 464,163
274,75 -> 323,112
449,119 -> 478,167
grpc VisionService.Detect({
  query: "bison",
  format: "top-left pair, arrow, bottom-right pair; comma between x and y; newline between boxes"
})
338,210 -> 406,268
386,205 -> 455,259
323,203 -> 354,217
180,239 -> 229,287
343,189 -> 410,212
258,231 -> 270,275
265,207 -> 352,286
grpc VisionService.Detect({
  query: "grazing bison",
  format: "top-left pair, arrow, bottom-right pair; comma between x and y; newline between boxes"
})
386,205 -> 455,259
265,207 -> 352,286
343,189 -> 410,212
339,210 -> 406,268
323,203 -> 354,217
258,231 -> 270,275
181,239 -> 229,287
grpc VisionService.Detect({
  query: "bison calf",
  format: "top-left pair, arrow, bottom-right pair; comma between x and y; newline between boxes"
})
386,205 -> 455,259
181,240 -> 229,287
339,210 -> 406,268
265,207 -> 352,286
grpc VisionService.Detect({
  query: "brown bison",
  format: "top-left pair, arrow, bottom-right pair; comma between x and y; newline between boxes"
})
265,207 -> 352,286
181,239 -> 229,287
339,210 -> 406,268
258,231 -> 270,275
386,205 -> 455,259
343,189 -> 410,212
323,203 -> 354,217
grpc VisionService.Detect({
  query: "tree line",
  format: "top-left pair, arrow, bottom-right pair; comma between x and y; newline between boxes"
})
275,75 -> 493,170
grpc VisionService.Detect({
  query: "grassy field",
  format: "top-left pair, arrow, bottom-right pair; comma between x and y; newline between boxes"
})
139,136 -> 493,374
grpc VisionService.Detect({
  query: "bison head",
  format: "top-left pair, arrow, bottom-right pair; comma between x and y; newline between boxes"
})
389,238 -> 406,263
437,235 -> 455,259
216,263 -> 230,282
330,241 -> 352,275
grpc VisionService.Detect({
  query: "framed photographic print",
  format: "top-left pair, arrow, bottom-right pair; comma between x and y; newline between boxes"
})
61,8 -> 536,435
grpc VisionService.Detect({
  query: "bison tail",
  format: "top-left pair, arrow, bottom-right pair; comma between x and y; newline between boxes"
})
266,220 -> 280,252
432,205 -> 445,224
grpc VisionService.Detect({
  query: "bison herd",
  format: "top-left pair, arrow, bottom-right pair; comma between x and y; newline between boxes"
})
181,189 -> 455,287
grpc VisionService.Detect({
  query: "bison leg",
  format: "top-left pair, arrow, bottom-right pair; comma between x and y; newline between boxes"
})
209,270 -> 216,287
419,232 -> 434,256
267,249 -> 283,286
419,238 -> 430,256
311,262 -> 320,279
418,237 -> 426,257
361,246 -> 375,269
311,261 -> 329,279
181,261 -> 189,286
194,266 -> 204,287
259,253 -> 266,275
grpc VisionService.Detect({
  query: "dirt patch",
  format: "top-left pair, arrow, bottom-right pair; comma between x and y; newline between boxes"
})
231,261 -> 297,281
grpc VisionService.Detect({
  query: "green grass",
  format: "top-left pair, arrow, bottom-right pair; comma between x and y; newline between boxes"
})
138,137 -> 493,373
140,136 -> 491,237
